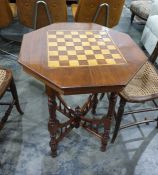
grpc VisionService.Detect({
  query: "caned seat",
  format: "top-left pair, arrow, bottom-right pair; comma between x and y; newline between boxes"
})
0,68 -> 23,130
111,42 -> 158,143
71,0 -> 125,28
120,62 -> 158,102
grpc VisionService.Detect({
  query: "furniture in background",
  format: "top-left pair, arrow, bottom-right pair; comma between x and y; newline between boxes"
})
0,0 -> 18,58
66,0 -> 78,5
71,0 -> 125,28
141,0 -> 158,63
16,0 -> 67,29
0,0 -> 14,29
0,67 -> 23,131
19,22 -> 147,157
130,0 -> 153,23
111,42 -> 158,143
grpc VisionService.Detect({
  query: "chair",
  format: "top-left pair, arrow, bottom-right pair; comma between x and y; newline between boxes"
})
0,67 -> 23,131
16,0 -> 67,29
71,0 -> 125,28
0,0 -> 18,58
130,0 -> 153,24
111,41 -> 158,143
141,0 -> 158,64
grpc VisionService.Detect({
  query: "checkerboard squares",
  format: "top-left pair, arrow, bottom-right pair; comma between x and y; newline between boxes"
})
71,31 -> 79,35
82,42 -> 90,46
112,54 -> 122,59
88,38 -> 96,42
106,59 -> 116,64
80,35 -> 87,38
49,51 -> 59,56
58,46 -> 67,51
98,41 -> 105,46
66,42 -> 74,46
107,45 -> 116,50
94,34 -> 102,39
48,61 -> 60,67
69,60 -> 79,66
77,55 -> 87,60
88,60 -> 98,66
48,42 -> 58,46
48,34 -> 56,38
59,55 -> 69,61
57,38 -> 65,42
91,46 -> 101,50
56,31 -> 64,35
84,50 -> 94,55
72,38 -> 81,42
101,49 -> 110,54
104,38 -> 111,42
95,54 -> 105,60
75,46 -> 84,50
67,50 -> 77,55
64,35 -> 72,39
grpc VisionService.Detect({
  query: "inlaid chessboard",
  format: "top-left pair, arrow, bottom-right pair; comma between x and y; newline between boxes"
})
47,30 -> 127,68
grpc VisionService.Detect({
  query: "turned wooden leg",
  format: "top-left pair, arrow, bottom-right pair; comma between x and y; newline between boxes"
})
111,98 -> 126,143
48,94 -> 59,157
101,92 -> 117,151
10,78 -> 23,115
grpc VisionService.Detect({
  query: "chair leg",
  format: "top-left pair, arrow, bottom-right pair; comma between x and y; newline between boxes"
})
10,78 -> 23,115
111,98 -> 126,143
131,12 -> 135,24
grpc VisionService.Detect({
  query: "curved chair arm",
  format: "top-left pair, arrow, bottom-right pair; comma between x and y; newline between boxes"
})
93,3 -> 109,27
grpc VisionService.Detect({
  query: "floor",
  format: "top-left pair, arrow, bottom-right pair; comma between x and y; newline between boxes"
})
0,2 -> 158,175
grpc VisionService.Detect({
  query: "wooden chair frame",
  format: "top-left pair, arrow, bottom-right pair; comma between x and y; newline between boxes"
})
0,68 -> 23,131
111,42 -> 158,143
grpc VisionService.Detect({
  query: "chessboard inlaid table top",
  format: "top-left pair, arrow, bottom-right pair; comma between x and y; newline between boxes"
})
19,23 -> 147,95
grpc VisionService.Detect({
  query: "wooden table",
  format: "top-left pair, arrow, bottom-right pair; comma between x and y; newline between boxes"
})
19,23 -> 147,157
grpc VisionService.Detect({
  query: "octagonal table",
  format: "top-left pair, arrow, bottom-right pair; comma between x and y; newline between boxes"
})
19,23 -> 147,157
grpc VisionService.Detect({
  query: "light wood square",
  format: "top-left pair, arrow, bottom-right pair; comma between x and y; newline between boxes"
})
58,46 -> 67,51
106,59 -> 116,65
101,49 -> 110,54
69,60 -> 79,66
107,45 -> 116,50
77,55 -> 87,60
49,51 -> 59,56
59,56 -> 69,61
67,50 -> 77,55
48,42 -> 58,47
57,38 -> 65,42
88,60 -> 98,66
91,46 -> 100,50
66,42 -> 74,46
85,50 -> 94,55
112,54 -> 122,59
95,54 -> 105,60
48,61 -> 60,67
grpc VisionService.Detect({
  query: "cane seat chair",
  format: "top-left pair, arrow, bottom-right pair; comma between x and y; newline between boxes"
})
111,42 -> 158,143
71,0 -> 125,27
16,0 -> 67,29
0,67 -> 23,131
